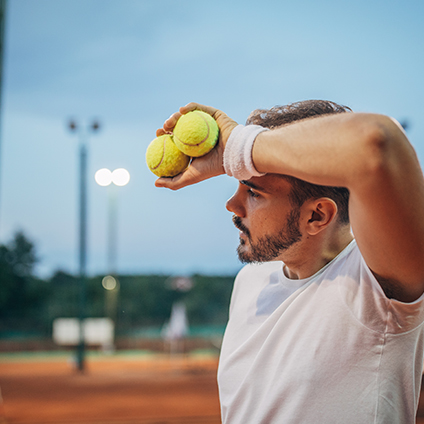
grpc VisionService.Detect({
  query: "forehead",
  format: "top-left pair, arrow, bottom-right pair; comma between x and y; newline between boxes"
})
242,174 -> 293,196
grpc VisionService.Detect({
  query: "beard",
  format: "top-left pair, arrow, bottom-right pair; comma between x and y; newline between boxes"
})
233,208 -> 302,263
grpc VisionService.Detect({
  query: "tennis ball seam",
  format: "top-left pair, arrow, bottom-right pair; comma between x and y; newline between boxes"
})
146,134 -> 190,177
149,136 -> 166,170
173,111 -> 211,147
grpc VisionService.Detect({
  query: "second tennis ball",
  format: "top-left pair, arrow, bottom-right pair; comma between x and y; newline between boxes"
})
146,134 -> 190,177
173,111 -> 219,157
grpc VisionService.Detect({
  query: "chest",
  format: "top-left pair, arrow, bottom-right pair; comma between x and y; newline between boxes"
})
218,279 -> 384,398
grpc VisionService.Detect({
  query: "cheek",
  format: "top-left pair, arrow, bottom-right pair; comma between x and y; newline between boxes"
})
249,215 -> 275,237
255,207 -> 291,235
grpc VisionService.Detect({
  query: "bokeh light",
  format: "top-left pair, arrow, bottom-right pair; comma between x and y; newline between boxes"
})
95,168 -> 130,186
95,168 -> 113,186
112,168 -> 130,186
102,275 -> 117,290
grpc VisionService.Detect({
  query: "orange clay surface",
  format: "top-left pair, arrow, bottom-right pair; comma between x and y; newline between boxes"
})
0,352 -> 221,424
2,352 -> 424,424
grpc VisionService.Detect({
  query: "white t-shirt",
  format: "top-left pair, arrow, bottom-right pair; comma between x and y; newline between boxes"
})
218,240 -> 424,424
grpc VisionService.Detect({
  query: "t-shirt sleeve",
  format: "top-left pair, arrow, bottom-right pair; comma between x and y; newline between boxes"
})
338,246 -> 424,334
360,253 -> 424,333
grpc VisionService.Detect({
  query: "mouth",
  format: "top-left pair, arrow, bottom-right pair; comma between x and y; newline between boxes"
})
232,215 -> 251,240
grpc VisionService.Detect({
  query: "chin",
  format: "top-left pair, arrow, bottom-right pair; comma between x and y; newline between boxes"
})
237,247 -> 263,264
237,245 -> 251,263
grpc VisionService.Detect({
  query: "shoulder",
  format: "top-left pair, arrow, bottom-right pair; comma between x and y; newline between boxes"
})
339,242 -> 424,332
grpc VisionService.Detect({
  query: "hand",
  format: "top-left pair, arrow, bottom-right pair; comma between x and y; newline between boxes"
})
155,103 -> 238,190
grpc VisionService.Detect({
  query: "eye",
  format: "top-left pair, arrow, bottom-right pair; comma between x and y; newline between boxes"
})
247,188 -> 259,198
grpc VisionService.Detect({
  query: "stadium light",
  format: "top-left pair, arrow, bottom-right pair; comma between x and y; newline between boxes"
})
95,168 -> 113,186
111,168 -> 130,186
95,168 -> 130,187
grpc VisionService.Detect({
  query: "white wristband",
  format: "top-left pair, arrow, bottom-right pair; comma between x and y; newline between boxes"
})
223,124 -> 268,180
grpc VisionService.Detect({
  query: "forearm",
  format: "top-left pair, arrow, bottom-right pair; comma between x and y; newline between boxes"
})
251,112 -> 406,189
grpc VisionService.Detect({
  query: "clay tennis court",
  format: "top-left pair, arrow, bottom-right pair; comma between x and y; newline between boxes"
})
2,352 -> 424,424
0,352 -> 221,424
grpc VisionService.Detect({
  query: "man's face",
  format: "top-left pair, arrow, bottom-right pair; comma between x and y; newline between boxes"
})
226,175 -> 302,263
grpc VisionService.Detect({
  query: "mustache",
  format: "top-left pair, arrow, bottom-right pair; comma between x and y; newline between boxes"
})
232,215 -> 251,238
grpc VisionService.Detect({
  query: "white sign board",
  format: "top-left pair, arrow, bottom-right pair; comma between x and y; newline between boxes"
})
53,318 -> 114,346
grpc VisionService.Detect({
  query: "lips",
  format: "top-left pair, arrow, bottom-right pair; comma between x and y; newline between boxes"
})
232,215 -> 251,239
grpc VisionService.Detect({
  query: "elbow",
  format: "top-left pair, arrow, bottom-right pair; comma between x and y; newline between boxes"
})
358,115 -> 407,176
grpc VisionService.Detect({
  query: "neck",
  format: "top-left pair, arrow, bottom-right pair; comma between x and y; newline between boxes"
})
283,225 -> 353,280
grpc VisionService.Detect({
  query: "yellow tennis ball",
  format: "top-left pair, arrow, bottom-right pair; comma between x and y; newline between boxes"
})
172,111 -> 219,157
146,134 -> 190,177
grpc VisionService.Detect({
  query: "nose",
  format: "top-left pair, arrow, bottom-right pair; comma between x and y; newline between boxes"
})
226,187 -> 246,217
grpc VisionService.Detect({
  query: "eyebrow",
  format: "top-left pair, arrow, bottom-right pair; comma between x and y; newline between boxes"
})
240,180 -> 270,193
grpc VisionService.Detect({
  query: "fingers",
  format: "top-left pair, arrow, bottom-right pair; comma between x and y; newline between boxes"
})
154,160 -> 209,190
156,103 -> 219,137
156,111 -> 182,136
154,148 -> 225,190
179,102 -> 219,119
155,176 -> 185,191
155,171 -> 200,191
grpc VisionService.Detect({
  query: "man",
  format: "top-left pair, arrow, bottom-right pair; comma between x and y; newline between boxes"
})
155,100 -> 424,423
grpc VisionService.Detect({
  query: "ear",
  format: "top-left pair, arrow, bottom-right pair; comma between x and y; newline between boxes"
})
305,198 -> 338,236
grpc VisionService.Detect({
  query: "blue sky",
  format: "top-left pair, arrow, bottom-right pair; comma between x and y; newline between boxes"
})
1,0 -> 423,278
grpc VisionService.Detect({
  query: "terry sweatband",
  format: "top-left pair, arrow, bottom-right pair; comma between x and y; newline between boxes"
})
223,124 -> 269,180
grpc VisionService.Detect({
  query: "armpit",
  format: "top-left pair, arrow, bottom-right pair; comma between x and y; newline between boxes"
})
371,270 -> 417,303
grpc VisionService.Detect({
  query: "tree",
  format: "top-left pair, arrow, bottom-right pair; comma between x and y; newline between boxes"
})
6,230 -> 37,276
0,230 -> 38,317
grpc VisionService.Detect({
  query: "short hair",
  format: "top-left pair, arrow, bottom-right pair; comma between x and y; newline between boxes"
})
247,100 -> 351,224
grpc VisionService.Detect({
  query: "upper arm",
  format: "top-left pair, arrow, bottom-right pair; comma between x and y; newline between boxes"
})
252,111 -> 424,301
348,117 -> 424,302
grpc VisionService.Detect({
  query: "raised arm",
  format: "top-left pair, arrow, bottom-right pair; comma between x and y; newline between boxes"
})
252,112 -> 424,302
156,103 -> 424,301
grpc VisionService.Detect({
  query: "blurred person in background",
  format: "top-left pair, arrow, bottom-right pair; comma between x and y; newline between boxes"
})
155,99 -> 424,424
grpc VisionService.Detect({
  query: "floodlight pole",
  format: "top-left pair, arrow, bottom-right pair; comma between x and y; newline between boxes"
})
68,119 -> 100,372
94,169 -> 130,277
95,169 -> 130,330
0,0 -> 7,234
78,138 -> 87,372
107,183 -> 118,275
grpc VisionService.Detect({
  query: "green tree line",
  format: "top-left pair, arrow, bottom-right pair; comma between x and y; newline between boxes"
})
0,231 -> 235,339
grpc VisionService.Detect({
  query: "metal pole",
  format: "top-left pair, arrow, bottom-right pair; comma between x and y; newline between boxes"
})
0,0 -> 7,234
107,183 -> 117,275
77,139 -> 87,372
0,1 -> 6,106
0,0 -> 5,117
67,119 -> 99,372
